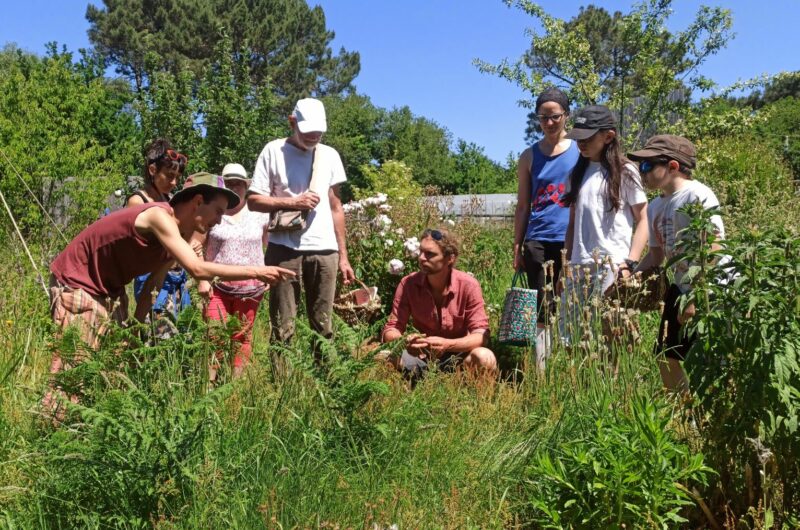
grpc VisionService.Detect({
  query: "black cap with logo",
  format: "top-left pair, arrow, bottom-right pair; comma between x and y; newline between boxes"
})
565,105 -> 617,141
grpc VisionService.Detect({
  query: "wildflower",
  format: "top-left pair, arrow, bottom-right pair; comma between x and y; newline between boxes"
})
114,189 -> 123,197
377,214 -> 392,227
384,239 -> 394,247
388,259 -> 405,275
375,192 -> 388,204
445,219 -> 455,227
395,227 -> 405,236
379,204 -> 392,212
343,203 -> 354,213
403,236 -> 420,258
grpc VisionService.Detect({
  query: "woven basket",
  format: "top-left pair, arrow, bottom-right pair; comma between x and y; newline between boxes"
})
333,279 -> 382,326
605,267 -> 668,312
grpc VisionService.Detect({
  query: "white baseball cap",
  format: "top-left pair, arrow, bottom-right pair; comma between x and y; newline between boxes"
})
221,163 -> 250,183
292,98 -> 327,134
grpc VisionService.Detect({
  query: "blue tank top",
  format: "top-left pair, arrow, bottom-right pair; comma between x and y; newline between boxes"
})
525,140 -> 579,242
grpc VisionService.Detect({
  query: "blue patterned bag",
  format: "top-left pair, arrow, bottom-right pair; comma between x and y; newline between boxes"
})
498,272 -> 538,346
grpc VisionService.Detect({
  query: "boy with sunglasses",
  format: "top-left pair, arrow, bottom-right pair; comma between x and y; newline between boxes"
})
628,135 -> 725,393
382,228 -> 496,382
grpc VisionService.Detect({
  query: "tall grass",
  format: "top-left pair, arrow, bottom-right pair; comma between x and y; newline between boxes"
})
0,224 -> 718,529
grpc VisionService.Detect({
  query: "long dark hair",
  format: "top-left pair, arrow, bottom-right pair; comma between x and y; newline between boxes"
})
562,130 -> 635,212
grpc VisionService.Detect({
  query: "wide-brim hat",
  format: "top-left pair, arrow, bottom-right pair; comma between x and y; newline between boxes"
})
628,134 -> 697,169
169,172 -> 240,209
564,105 -> 617,140
221,162 -> 251,184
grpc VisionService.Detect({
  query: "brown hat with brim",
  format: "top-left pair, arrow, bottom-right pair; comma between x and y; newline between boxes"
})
628,134 -> 697,169
169,172 -> 240,209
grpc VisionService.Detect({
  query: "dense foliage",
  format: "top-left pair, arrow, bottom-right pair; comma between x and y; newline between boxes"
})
1,1 -> 799,528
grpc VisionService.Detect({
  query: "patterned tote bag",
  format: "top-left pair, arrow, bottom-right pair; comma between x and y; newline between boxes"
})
498,272 -> 538,346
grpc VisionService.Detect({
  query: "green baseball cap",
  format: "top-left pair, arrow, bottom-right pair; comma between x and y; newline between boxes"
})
169,172 -> 240,209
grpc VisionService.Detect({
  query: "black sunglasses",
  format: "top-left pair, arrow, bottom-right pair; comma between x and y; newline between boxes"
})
422,229 -> 443,241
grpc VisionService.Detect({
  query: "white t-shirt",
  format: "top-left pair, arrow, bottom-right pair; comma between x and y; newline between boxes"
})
570,162 -> 648,265
249,139 -> 347,252
647,180 -> 725,292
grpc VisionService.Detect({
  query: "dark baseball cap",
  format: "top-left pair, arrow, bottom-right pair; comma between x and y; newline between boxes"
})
628,134 -> 696,169
565,105 -> 617,140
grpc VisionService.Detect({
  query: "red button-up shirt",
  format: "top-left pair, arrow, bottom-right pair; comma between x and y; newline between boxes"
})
383,269 -> 489,339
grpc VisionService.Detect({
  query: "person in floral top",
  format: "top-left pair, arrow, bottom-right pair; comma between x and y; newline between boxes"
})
198,163 -> 271,379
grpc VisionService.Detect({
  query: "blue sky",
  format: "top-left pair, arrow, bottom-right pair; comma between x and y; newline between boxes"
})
2,1 -> 799,163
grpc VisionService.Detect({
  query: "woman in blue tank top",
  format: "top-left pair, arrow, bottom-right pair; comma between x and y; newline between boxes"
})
512,88 -> 579,365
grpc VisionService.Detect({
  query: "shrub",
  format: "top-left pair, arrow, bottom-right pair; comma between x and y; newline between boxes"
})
679,204 -> 800,520
520,396 -> 710,529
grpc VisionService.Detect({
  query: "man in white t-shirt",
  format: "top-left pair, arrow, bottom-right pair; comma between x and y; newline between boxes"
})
247,98 -> 355,345
629,134 -> 725,393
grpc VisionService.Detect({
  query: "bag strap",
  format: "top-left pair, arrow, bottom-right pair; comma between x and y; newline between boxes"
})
308,148 -> 321,195
511,270 -> 529,288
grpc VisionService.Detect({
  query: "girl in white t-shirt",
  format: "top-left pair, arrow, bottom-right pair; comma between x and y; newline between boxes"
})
560,105 -> 649,299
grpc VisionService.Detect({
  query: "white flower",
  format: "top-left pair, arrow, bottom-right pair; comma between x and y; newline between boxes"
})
376,192 -> 388,204
445,219 -> 455,226
379,204 -> 392,212
377,214 -> 392,227
114,189 -> 123,197
343,203 -> 354,213
364,197 -> 380,206
384,239 -> 394,247
395,227 -> 405,236
403,236 -> 420,258
388,258 -> 405,275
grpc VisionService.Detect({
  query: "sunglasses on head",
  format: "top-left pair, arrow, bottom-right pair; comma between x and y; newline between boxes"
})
422,229 -> 444,241
157,149 -> 188,165
638,158 -> 668,174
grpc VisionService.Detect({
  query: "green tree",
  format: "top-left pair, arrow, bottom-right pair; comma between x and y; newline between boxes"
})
135,66 -> 204,173
476,0 -> 733,145
199,32 -> 285,174
381,107 -> 456,192
755,97 -> 800,181
86,0 -> 360,102
0,44 -> 138,240
452,140 -> 514,194
321,93 -> 385,194
737,71 -> 800,109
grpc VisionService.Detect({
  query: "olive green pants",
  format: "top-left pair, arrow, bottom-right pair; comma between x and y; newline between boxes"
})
264,243 -> 338,344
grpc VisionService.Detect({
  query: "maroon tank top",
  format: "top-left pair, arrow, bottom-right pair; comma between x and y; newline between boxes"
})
50,203 -> 174,298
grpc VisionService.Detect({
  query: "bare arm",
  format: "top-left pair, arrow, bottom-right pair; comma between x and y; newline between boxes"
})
329,184 -> 355,284
635,246 -> 665,272
133,260 -> 174,322
513,148 -> 533,270
246,191 -> 317,214
125,194 -> 144,207
627,202 -> 649,263
556,204 -> 577,295
135,207 -> 294,284
564,204 -> 576,262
